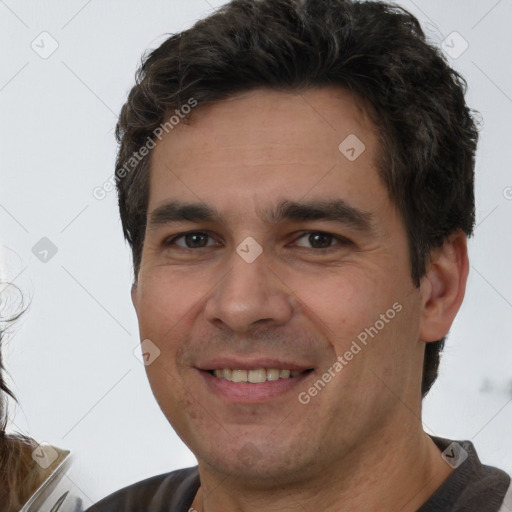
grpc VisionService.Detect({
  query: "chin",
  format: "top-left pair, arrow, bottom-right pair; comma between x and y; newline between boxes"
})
196,437 -> 313,485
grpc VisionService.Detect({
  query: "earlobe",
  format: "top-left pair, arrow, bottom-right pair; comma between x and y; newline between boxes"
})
419,231 -> 469,342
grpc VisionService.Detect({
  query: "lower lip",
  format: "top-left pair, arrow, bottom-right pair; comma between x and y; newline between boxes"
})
199,370 -> 313,403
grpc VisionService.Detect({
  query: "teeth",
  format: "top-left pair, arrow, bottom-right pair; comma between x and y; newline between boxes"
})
266,369 -> 280,381
248,369 -> 266,383
211,368 -> 307,383
231,369 -> 248,383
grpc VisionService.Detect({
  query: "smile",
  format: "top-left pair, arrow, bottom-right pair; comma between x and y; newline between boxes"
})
209,368 -> 311,383
200,367 -> 315,403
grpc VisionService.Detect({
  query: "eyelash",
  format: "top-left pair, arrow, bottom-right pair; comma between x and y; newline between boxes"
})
163,230 -> 352,252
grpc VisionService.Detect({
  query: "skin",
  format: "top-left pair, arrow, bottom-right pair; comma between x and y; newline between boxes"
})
131,86 -> 469,511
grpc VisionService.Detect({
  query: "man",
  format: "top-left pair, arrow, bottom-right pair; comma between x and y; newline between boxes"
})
87,0 -> 511,510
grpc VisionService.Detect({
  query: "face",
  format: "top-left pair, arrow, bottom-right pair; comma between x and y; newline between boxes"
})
132,86 -> 426,484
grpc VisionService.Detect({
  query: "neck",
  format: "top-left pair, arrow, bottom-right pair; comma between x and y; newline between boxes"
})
191,421 -> 452,512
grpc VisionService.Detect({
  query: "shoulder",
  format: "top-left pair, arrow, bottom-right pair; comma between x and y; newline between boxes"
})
421,436 -> 511,512
86,466 -> 200,512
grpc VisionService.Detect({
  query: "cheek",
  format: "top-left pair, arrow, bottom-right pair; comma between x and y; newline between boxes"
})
143,358 -> 207,448
291,268 -> 389,348
134,271 -> 201,406
135,270 -> 207,433
135,268 -> 207,339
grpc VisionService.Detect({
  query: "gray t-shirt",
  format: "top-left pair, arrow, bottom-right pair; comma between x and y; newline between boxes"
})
86,436 -> 511,512
418,436 -> 511,512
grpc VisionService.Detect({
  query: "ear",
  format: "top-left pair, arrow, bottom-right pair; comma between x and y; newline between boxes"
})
419,230 -> 469,342
131,281 -> 139,310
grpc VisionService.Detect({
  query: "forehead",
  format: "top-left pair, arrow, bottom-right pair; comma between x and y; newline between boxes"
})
148,86 -> 385,219
154,86 -> 377,160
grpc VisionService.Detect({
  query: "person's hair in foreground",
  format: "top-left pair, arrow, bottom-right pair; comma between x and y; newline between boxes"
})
0,290 -> 42,511
114,0 -> 477,397
0,284 -> 81,511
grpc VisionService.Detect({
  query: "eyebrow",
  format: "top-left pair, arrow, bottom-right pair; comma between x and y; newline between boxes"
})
148,199 -> 374,233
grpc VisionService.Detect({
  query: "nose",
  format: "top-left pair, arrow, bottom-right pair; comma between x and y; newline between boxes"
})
204,244 -> 295,333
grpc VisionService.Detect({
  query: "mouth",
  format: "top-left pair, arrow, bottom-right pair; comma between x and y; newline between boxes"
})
198,367 -> 315,403
207,368 -> 313,383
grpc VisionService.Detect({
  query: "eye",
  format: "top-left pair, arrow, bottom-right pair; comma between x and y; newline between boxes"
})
165,231 -> 218,249
294,231 -> 351,250
164,230 -> 352,251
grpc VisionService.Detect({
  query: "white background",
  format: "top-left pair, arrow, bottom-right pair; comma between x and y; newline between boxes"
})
0,0 -> 511,506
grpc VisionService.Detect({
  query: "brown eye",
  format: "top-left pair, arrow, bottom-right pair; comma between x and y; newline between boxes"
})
295,231 -> 350,250
307,232 -> 332,249
166,232 -> 216,249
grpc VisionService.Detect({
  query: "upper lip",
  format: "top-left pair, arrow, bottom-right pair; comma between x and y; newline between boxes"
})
196,356 -> 314,371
